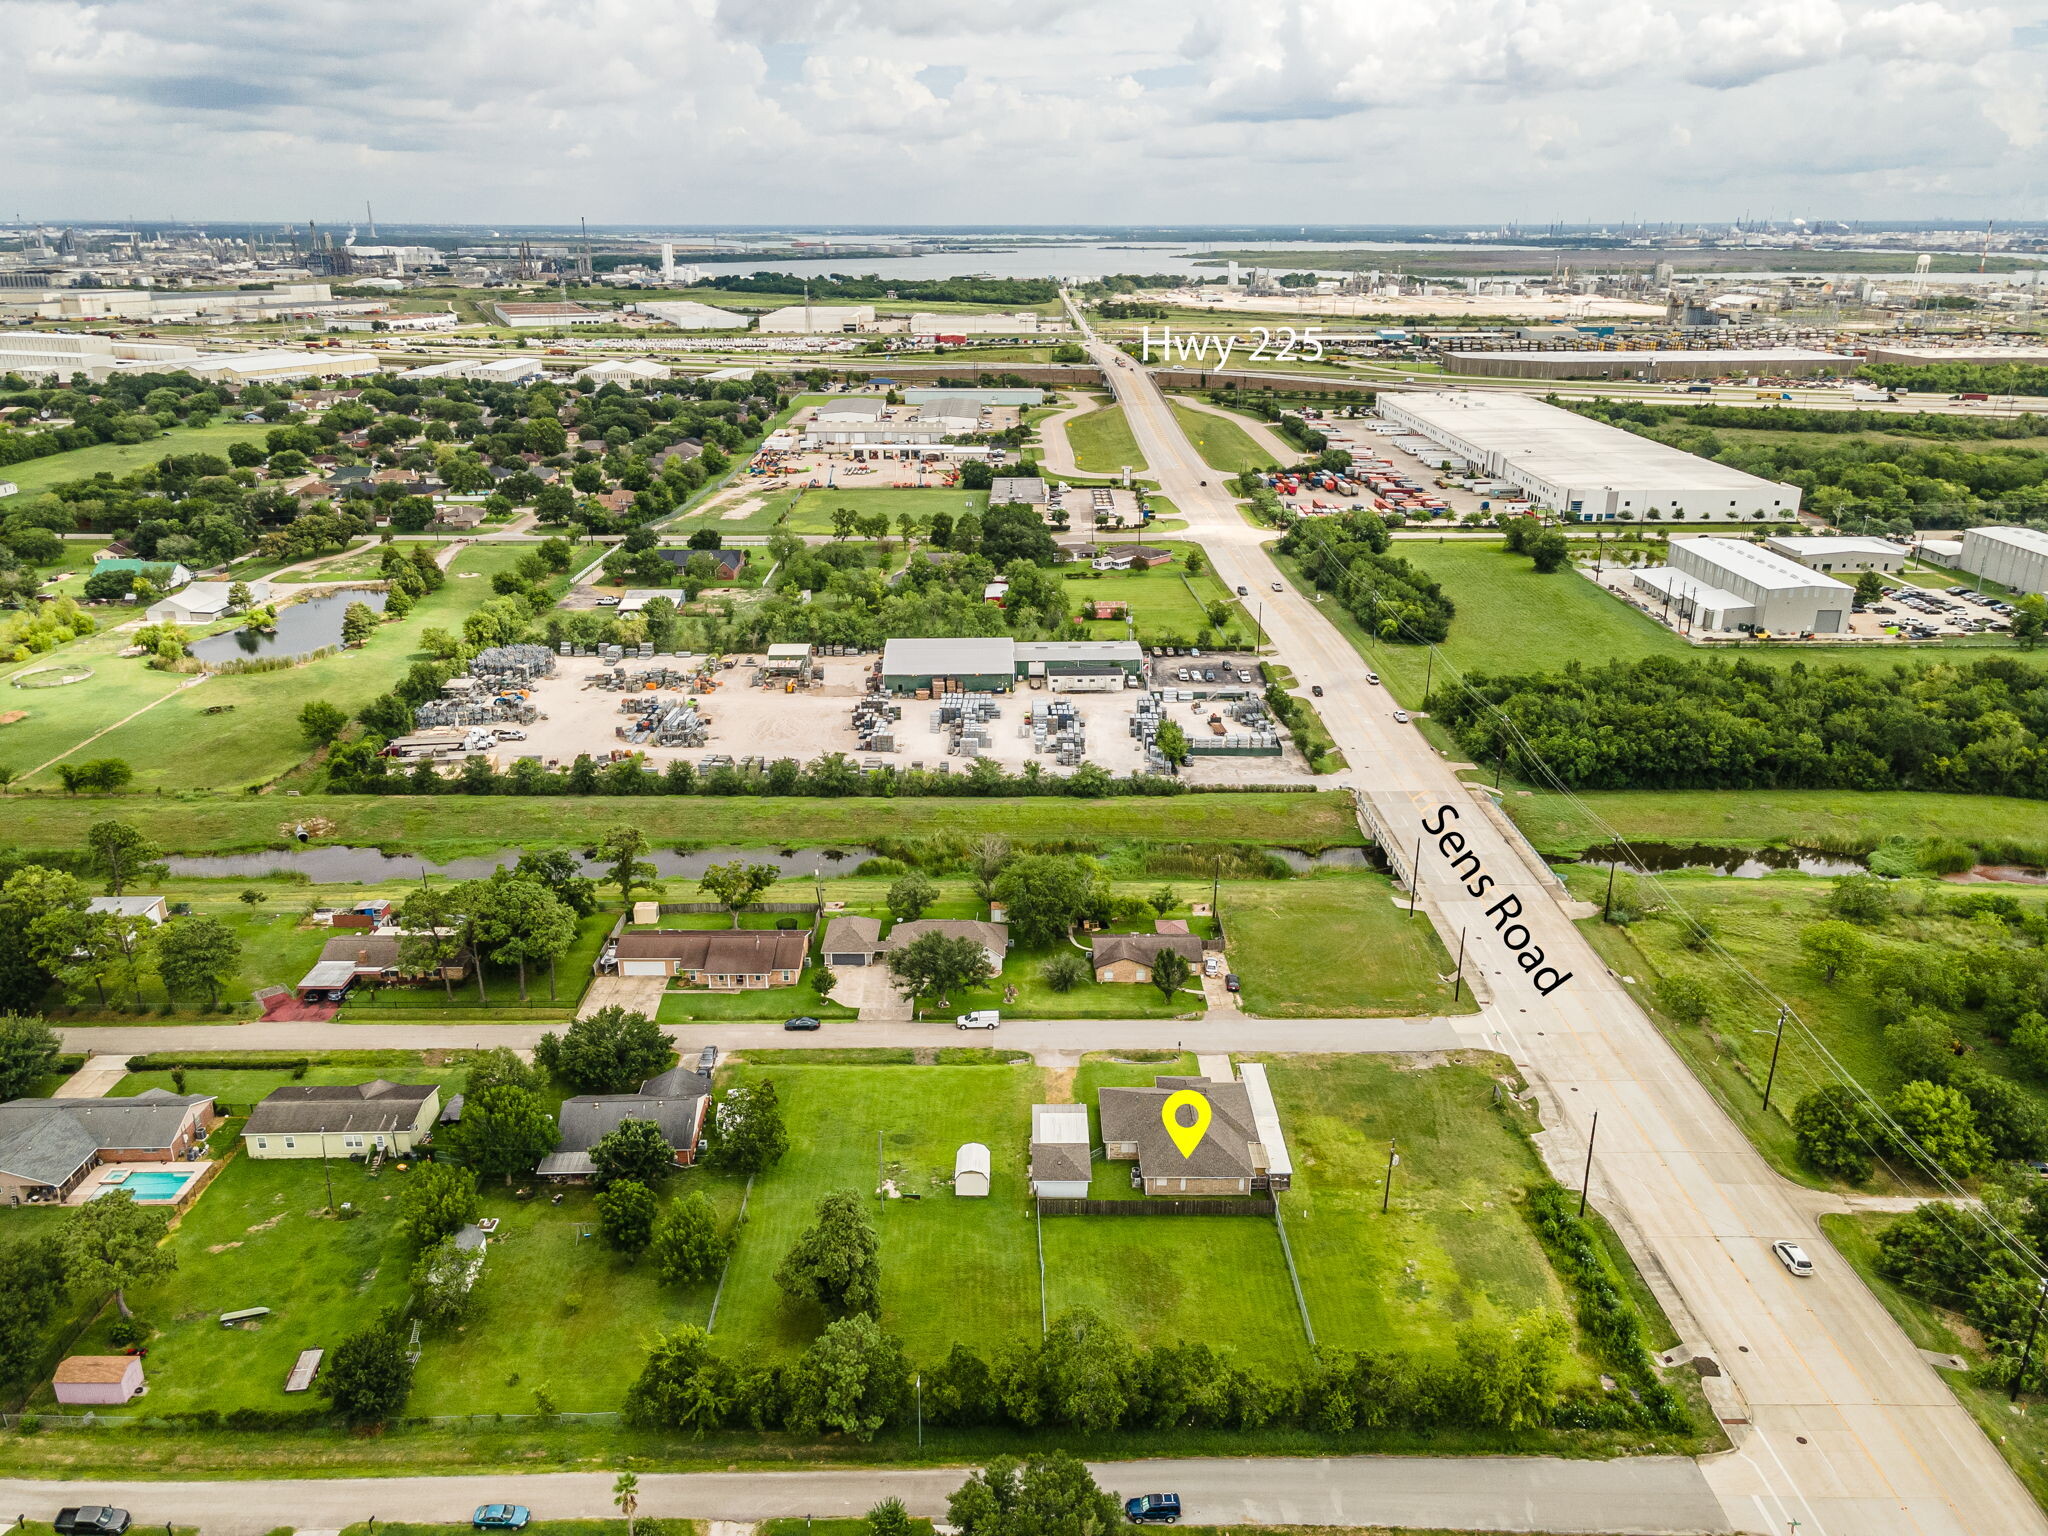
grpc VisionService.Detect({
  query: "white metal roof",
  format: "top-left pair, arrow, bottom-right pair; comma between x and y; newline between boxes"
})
1031,1104 -> 1090,1144
1235,1063 -> 1293,1180
1673,537 -> 1851,594
954,1142 -> 991,1178
1765,536 -> 1910,558
1456,348 -> 1840,366
1635,566 -> 1752,615
1967,525 -> 2048,558
881,636 -> 1015,675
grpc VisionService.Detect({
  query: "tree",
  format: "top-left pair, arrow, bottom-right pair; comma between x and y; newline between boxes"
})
397,882 -> 468,1000
622,1325 -> 732,1433
886,871 -> 938,922
1654,973 -> 1713,1027
776,1188 -> 881,1318
1891,1079 -> 1994,1176
650,1190 -> 728,1285
705,1079 -> 788,1173
1146,886 -> 1179,918
447,1084 -> 560,1184
84,820 -> 163,896
320,1319 -> 415,1424
298,699 -> 349,748
515,848 -> 599,916
969,835 -> 1010,902
153,915 -> 241,1008
590,1117 -> 677,1188
597,1179 -> 660,1254
1855,570 -> 1886,605
1153,718 -> 1191,767
1827,873 -> 1896,926
1799,920 -> 1866,984
1525,529 -> 1570,573
613,1472 -> 640,1536
410,1235 -> 483,1330
865,1498 -> 915,1536
1041,951 -> 1089,994
786,1314 -> 910,1441
393,1161 -> 480,1246
1150,946 -> 1192,1000
1793,1085 -> 1877,1182
341,600 -> 379,646
463,1045 -> 543,1100
535,1006 -> 675,1093
698,859 -> 780,927
947,1452 -> 1124,1536
2013,593 -> 2046,650
1038,1308 -> 1140,1430
992,854 -> 1101,948
56,759 -> 132,795
0,1235 -> 67,1384
592,825 -> 661,909
0,1014 -> 59,1101
885,930 -> 993,1013
62,1190 -> 175,1317
474,872 -> 578,1002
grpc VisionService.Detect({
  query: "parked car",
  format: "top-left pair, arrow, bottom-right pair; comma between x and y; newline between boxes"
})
1310,684 -> 1323,697
783,1016 -> 822,1032
956,1010 -> 1001,1030
473,1509 -> 531,1531
1224,973 -> 1240,993
1125,1494 -> 1182,1525
697,1046 -> 718,1073
1771,1240 -> 1814,1277
55,1510 -> 129,1536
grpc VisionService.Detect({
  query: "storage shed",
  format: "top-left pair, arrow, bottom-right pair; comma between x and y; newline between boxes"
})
954,1142 -> 991,1197
880,636 -> 1016,694
54,1355 -> 144,1405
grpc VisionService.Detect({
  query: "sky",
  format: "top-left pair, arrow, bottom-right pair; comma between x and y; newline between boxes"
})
5,0 -> 2048,226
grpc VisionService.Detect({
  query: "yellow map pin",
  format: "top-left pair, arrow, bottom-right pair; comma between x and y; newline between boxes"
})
1161,1089 -> 1212,1159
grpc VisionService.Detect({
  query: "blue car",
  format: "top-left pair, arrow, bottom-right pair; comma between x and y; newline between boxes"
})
473,1507 -> 531,1530
1125,1493 -> 1181,1524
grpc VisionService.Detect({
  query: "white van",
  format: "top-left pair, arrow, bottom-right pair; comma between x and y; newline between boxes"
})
955,1011 -> 1001,1030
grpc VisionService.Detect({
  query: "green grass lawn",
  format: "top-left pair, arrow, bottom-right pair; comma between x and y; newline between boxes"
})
4,544 -> 557,792
111,1055 -> 485,1117
1061,404 -> 1148,475
1059,546 -> 1241,643
1227,873 -> 1472,1017
1508,788 -> 2048,860
1560,867 -> 2048,1187
704,1062 -> 1045,1365
1168,402 -> 1280,474
775,486 -> 990,536
1,421 -> 275,498
0,792 -> 1367,862
276,542 -> 455,583
659,973 -> 855,1022
333,910 -> 612,1017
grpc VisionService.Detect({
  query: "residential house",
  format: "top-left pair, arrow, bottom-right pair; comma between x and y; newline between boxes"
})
821,915 -> 886,968
612,930 -> 809,988
1097,1073 -> 1282,1196
1090,932 -> 1206,985
432,506 -> 486,531
657,547 -> 747,580
0,1091 -> 217,1205
293,933 -> 467,1002
536,1064 -> 712,1180
1027,1103 -> 1092,1198
881,919 -> 1009,973
242,1080 -> 441,1159
93,555 -> 193,591
88,895 -> 168,926
53,1356 -> 145,1405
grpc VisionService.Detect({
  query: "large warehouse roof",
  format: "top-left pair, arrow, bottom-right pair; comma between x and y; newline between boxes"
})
1383,392 -> 1798,499
1968,525 -> 2048,558
881,637 -> 1016,676
1673,537 -> 1845,594
1453,348 -> 1839,367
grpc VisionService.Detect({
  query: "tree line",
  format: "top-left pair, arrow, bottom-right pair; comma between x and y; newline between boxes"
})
1275,508 -> 1456,643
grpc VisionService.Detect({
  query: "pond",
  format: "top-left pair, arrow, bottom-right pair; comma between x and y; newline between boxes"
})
1570,841 -> 1865,879
190,589 -> 389,665
165,843 -> 878,881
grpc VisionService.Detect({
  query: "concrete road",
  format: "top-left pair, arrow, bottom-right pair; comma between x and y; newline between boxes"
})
1070,295 -> 2048,1536
0,1453 -> 1728,1536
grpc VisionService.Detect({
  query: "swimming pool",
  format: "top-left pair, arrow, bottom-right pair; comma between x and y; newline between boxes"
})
93,1168 -> 200,1203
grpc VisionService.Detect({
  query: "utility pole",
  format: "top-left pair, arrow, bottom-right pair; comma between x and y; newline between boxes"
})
1381,1138 -> 1399,1214
2014,1278 -> 2048,1402
1578,1111 -> 1599,1219
1452,927 -> 1468,1002
1761,1005 -> 1789,1113
320,1124 -> 334,1211
1603,860 -> 1619,920
1422,647 -> 1434,704
1408,837 -> 1422,916
916,1372 -> 923,1448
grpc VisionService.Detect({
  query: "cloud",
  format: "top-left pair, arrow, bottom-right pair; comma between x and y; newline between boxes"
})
0,0 -> 2042,222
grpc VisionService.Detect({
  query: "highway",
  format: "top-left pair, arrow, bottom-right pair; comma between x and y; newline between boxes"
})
1069,293 -> 2048,1536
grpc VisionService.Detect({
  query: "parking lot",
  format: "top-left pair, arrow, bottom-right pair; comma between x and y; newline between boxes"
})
489,651 -> 1315,785
1864,580 -> 2018,639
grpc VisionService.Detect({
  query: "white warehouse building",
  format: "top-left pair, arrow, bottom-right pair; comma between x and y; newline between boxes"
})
756,304 -> 876,334
1762,535 -> 1910,575
629,301 -> 747,330
1959,526 -> 2048,596
1377,391 -> 1802,523
1632,537 -> 1854,635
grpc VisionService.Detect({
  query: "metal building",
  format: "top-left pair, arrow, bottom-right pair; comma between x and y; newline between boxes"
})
1959,526 -> 2048,596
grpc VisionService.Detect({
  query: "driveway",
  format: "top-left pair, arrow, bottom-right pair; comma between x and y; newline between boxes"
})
54,1053 -> 130,1098
577,974 -> 667,1020
830,962 -> 910,1021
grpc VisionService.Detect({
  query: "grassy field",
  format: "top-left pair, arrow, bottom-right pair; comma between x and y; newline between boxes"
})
3,543 -> 553,792
1061,404 -> 1149,475
1508,789 -> 2048,858
1059,546 -> 1240,642
111,1054 -> 487,1115
1168,402 -> 1281,474
0,791 -> 1367,860
1226,873 -> 1471,1017
1272,541 -> 2045,710
1559,867 -> 2048,1187
1,421 -> 275,497
775,486 -> 990,536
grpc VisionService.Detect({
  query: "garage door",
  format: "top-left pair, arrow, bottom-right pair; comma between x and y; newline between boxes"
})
828,953 -> 868,967
620,960 -> 668,978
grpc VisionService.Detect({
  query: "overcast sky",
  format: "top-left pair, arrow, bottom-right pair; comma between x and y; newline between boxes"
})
5,0 -> 2047,227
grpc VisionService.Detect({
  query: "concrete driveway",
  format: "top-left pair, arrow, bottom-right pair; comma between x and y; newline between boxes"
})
577,974 -> 668,1019
830,962 -> 910,1021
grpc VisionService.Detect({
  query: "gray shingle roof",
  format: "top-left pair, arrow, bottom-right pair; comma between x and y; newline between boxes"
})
1029,1141 -> 1092,1183
554,1093 -> 705,1155
822,915 -> 884,956
1091,933 -> 1206,969
0,1113 -> 98,1187
613,930 -> 809,972
883,919 -> 1009,957
1096,1076 -> 1259,1180
243,1080 -> 437,1136
0,1091 -> 211,1154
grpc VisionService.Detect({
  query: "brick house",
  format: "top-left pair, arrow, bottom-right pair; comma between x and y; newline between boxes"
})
0,1092 -> 217,1206
1096,1074 -> 1279,1196
1090,932 -> 1206,985
613,929 -> 809,988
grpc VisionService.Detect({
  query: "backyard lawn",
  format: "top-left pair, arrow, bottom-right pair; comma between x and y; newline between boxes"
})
1059,548 -> 1242,643
1168,402 -> 1280,474
1,421 -> 276,498
771,485 -> 990,536
1061,404 -> 1148,475
1226,873 -> 1472,1017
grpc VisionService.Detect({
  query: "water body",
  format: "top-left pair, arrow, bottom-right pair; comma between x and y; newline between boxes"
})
165,841 -> 1378,882
190,589 -> 389,665
681,241 -> 1545,285
1571,842 -> 1865,879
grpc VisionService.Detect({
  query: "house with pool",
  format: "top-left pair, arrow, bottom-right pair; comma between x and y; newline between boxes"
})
0,1090 -> 217,1206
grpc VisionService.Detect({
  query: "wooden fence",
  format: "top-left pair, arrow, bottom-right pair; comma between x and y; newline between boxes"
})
1036,1196 -> 1275,1217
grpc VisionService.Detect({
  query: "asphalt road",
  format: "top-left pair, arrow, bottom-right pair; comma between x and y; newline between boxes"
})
0,1454 -> 1728,1536
1075,300 -> 2048,1536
